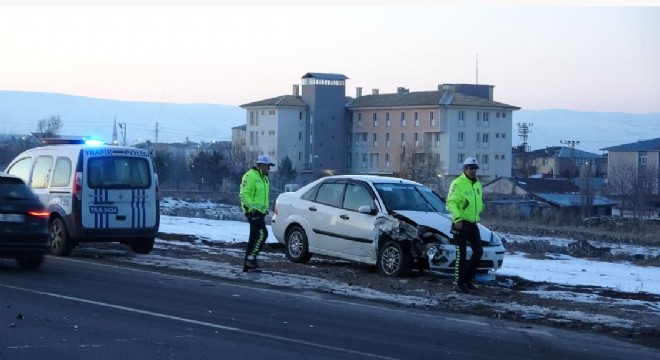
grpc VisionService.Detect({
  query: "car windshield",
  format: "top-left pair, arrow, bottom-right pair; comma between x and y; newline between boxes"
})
374,183 -> 447,213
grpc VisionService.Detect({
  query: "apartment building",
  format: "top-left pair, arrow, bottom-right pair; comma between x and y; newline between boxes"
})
346,84 -> 520,184
241,73 -> 520,185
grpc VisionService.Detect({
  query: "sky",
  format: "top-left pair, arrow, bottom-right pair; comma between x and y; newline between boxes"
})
1,2 -> 659,113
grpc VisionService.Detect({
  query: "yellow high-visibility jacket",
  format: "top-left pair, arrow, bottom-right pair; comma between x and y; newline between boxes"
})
446,173 -> 484,223
239,167 -> 270,214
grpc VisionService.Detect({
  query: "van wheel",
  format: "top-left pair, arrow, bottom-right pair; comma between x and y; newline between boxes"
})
50,218 -> 75,256
16,256 -> 44,270
131,238 -> 154,254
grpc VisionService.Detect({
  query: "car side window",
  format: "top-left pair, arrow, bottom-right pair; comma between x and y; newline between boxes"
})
30,155 -> 54,189
343,183 -> 374,212
315,183 -> 344,208
6,157 -> 33,184
51,157 -> 72,187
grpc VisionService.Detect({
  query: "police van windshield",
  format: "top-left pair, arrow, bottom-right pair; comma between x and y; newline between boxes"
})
88,157 -> 151,189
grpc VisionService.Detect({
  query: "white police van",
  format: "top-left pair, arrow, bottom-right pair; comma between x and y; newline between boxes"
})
4,138 -> 160,256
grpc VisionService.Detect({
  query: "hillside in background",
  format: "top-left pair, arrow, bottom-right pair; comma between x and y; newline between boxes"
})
0,90 -> 245,145
1,90 -> 659,152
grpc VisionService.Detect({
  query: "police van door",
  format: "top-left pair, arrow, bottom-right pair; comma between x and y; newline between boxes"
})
81,148 -> 157,230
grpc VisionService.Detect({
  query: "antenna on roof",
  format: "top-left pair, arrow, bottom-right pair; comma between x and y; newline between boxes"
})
476,53 -> 479,84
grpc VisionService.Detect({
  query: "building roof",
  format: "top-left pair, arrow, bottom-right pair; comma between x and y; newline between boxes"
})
535,193 -> 618,207
528,146 -> 605,159
346,90 -> 519,109
232,124 -> 246,130
485,177 -> 581,194
301,72 -> 349,80
240,95 -> 308,108
601,137 -> 660,152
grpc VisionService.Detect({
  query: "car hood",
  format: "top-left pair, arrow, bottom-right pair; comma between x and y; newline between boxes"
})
393,210 -> 494,242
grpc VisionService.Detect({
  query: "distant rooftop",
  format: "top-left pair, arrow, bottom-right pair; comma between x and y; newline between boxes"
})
301,73 -> 349,81
347,90 -> 519,110
601,137 -> 660,152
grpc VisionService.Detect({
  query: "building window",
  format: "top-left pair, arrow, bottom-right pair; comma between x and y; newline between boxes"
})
638,151 -> 648,165
496,112 -> 500,118
503,112 -> 507,118
372,133 -> 378,147
502,133 -> 506,138
385,153 -> 390,168
476,112 -> 482,127
496,133 -> 500,138
414,132 -> 419,147
414,111 -> 419,127
501,154 -> 506,160
430,111 -> 436,126
458,132 -> 465,148
458,111 -> 465,127
357,113 -> 363,128
482,133 -> 489,148
457,153 -> 465,170
401,112 -> 406,127
483,154 -> 489,170
434,133 -> 440,147
495,154 -> 500,160
476,132 -> 481,148
385,133 -> 391,147
483,112 -> 490,127
386,112 -> 391,127
373,113 -> 378,127
400,133 -> 406,147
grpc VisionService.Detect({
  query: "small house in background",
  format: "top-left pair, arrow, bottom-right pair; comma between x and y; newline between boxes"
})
483,177 -> 617,218
513,146 -> 607,179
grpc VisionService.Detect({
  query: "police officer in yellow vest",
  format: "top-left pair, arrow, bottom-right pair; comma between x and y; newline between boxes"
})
240,155 -> 275,272
446,157 -> 484,293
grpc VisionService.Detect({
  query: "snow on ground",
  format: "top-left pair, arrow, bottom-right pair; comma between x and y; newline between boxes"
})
158,213 -> 660,296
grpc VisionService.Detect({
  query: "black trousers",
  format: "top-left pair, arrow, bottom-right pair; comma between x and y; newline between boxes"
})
454,221 -> 483,285
244,213 -> 268,260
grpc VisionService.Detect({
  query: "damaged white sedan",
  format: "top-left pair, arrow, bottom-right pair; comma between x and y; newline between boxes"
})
271,175 -> 505,276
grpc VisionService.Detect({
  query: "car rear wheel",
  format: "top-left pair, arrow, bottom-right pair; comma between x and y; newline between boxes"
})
377,240 -> 411,277
130,237 -> 155,254
16,256 -> 44,270
285,225 -> 311,263
50,218 -> 75,256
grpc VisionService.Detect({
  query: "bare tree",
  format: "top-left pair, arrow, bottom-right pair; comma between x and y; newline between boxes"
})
606,161 -> 659,221
36,115 -> 63,138
396,145 -> 442,188
579,161 -> 596,219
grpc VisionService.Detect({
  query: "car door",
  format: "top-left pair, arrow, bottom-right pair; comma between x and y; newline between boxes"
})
305,181 -> 347,255
332,181 -> 378,260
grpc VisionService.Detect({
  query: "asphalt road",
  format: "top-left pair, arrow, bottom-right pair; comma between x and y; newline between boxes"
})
0,256 -> 658,360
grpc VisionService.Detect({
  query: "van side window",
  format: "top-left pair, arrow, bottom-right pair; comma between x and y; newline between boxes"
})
31,156 -> 54,189
51,157 -> 72,187
6,157 -> 33,184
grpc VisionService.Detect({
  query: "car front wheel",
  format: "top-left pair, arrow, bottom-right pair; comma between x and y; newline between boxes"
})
377,240 -> 411,277
50,218 -> 75,256
285,225 -> 312,263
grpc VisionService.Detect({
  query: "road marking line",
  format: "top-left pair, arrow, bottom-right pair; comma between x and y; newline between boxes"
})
0,283 -> 400,360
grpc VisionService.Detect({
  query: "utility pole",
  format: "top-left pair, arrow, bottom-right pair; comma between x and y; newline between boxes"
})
560,140 -> 580,178
517,122 -> 533,177
118,122 -> 127,146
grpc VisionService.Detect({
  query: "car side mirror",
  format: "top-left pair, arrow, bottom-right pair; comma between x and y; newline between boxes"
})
358,205 -> 375,215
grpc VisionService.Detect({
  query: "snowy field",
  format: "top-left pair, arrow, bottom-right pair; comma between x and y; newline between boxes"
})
157,200 -> 660,296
